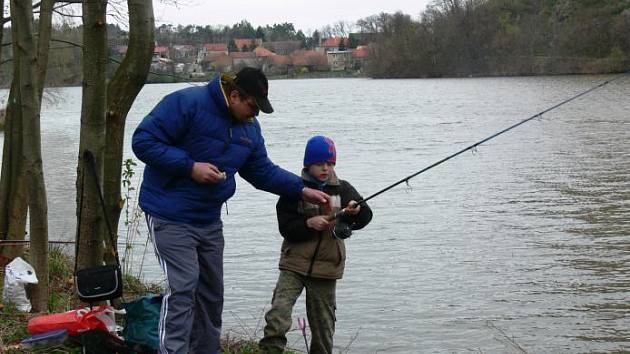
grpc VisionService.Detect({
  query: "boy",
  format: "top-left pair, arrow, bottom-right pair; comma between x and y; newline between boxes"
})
259,135 -> 373,354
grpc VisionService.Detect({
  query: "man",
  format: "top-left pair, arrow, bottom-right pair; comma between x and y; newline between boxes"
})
132,67 -> 330,354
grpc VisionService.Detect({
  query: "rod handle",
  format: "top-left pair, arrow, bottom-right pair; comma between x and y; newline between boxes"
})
325,209 -> 345,221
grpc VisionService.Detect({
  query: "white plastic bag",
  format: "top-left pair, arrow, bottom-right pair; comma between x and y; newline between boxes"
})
2,257 -> 38,312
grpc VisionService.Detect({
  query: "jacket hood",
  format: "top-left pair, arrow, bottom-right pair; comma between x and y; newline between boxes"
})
208,74 -> 230,118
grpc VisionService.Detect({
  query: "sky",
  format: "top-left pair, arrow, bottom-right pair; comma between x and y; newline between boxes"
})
152,0 -> 433,33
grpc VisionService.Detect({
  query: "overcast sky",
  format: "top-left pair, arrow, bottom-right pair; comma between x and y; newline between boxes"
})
153,0 -> 433,33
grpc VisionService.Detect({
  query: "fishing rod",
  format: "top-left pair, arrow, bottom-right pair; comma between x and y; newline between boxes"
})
329,71 -> 630,220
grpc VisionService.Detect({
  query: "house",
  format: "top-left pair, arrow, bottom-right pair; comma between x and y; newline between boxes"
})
290,50 -> 329,71
200,43 -> 228,60
326,50 -> 352,71
174,63 -> 186,74
252,47 -> 289,75
151,56 -> 173,73
153,45 -> 170,59
201,53 -> 233,74
264,54 -> 291,75
171,44 -> 196,61
316,37 -> 344,53
262,41 -> 302,55
234,38 -> 262,51
150,45 -> 171,72
254,46 -> 276,58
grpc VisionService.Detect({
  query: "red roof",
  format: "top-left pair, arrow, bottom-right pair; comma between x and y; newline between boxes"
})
270,55 -> 290,65
204,43 -> 228,52
234,38 -> 262,50
254,47 -> 276,57
290,50 -> 327,66
322,37 -> 343,47
230,52 -> 255,59
154,46 -> 169,53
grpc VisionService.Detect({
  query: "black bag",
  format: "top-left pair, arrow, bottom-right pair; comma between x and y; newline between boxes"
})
75,264 -> 123,302
74,151 -> 123,303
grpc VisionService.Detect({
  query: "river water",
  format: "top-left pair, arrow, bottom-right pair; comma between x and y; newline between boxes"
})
1,75 -> 629,353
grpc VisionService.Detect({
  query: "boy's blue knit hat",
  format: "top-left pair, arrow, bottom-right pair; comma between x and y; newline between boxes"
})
304,135 -> 336,166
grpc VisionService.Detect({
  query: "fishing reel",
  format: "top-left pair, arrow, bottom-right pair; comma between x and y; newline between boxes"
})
333,222 -> 352,240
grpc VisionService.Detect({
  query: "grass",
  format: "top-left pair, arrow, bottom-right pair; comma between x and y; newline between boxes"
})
1,248 -> 299,353
47,247 -> 80,312
221,335 -> 301,354
0,304 -> 31,350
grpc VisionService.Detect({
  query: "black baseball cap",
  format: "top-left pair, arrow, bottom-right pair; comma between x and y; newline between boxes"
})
234,67 -> 274,114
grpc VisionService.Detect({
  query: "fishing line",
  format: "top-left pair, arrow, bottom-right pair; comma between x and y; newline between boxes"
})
331,71 -> 630,220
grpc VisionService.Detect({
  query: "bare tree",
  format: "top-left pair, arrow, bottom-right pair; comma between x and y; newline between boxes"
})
10,0 -> 50,312
332,20 -> 354,38
75,0 -> 154,268
356,14 -> 384,33
0,80 -> 28,263
37,0 -> 55,98
29,0 -> 55,312
76,0 -> 108,269
0,0 -> 28,262
319,24 -> 333,39
103,0 -> 154,264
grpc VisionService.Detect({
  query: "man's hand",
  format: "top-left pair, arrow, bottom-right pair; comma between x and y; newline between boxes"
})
306,216 -> 331,231
191,162 -> 226,184
302,187 -> 331,206
344,200 -> 361,215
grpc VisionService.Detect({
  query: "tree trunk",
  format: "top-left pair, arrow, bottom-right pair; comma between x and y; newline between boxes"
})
103,0 -> 154,265
11,0 -> 49,312
0,0 -> 24,262
0,0 -> 3,69
0,80 -> 28,261
76,0 -> 108,269
30,0 -> 55,312
36,0 -> 55,98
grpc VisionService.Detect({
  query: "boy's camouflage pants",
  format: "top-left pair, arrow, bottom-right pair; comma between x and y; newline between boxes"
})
259,270 -> 337,354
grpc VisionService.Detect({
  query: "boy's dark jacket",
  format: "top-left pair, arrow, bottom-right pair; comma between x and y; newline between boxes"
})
276,170 -> 373,279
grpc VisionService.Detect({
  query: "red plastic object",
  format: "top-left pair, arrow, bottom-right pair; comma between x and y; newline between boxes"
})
28,305 -> 115,336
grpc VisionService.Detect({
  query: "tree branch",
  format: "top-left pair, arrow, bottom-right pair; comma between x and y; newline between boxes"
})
53,8 -> 82,18
54,2 -> 79,10
50,45 -> 79,50
50,37 -> 84,48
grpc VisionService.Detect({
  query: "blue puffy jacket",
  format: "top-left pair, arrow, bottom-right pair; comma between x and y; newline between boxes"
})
132,75 -> 304,225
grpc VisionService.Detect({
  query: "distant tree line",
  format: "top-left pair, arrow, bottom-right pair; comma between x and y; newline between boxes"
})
155,20 -> 312,48
0,20 -> 330,87
363,0 -> 630,78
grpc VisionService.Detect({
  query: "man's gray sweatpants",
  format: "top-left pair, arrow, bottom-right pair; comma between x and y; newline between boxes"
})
147,214 -> 224,354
